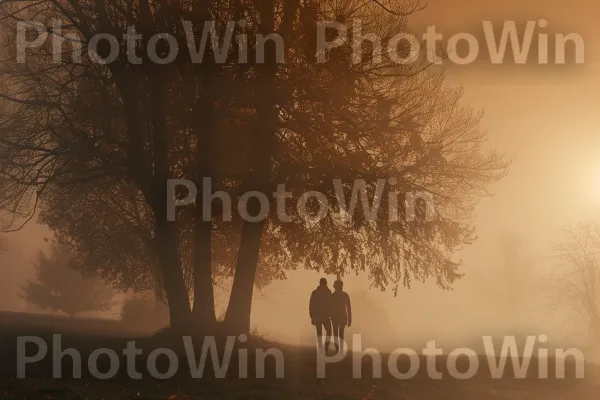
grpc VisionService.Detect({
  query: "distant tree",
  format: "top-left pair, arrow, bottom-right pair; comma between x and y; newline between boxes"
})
21,241 -> 116,317
546,222 -> 600,343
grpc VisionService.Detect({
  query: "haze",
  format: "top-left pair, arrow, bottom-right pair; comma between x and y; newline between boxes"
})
1,0 -> 599,353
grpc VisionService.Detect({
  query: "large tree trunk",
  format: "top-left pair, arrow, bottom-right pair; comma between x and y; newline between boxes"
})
222,0 -> 300,335
148,62 -> 193,332
191,75 -> 217,328
223,220 -> 267,333
192,212 -> 217,329
153,291 -> 170,328
187,0 -> 219,329
154,217 -> 192,331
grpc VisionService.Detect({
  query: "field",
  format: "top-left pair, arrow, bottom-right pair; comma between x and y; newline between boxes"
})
0,312 -> 598,400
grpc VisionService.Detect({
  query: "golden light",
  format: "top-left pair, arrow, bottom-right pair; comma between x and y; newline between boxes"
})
588,165 -> 600,201
595,168 -> 600,187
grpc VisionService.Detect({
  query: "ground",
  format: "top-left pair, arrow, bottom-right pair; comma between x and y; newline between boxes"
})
0,312 -> 598,399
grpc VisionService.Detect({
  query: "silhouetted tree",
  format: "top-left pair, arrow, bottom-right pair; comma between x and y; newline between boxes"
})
0,0 -> 508,333
38,178 -> 281,305
21,241 -> 116,317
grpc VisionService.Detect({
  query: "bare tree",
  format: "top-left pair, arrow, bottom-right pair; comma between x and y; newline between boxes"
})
546,221 -> 600,343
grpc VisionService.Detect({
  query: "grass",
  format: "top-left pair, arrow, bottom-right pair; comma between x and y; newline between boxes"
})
0,312 -> 598,399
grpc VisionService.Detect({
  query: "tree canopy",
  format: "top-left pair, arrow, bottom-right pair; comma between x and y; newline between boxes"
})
0,0 -> 508,333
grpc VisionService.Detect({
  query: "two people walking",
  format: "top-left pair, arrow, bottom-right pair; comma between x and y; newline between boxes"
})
309,278 -> 352,353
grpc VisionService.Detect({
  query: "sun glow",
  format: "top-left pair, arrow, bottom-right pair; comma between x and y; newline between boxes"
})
587,165 -> 600,202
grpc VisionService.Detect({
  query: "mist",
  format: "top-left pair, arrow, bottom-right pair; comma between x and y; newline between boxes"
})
1,0 -> 599,398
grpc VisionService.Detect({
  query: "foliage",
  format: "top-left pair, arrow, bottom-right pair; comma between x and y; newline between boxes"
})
20,241 -> 116,317
0,0 -> 508,331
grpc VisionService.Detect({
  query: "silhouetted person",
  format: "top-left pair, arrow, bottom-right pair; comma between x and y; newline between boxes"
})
331,280 -> 352,353
309,278 -> 332,351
